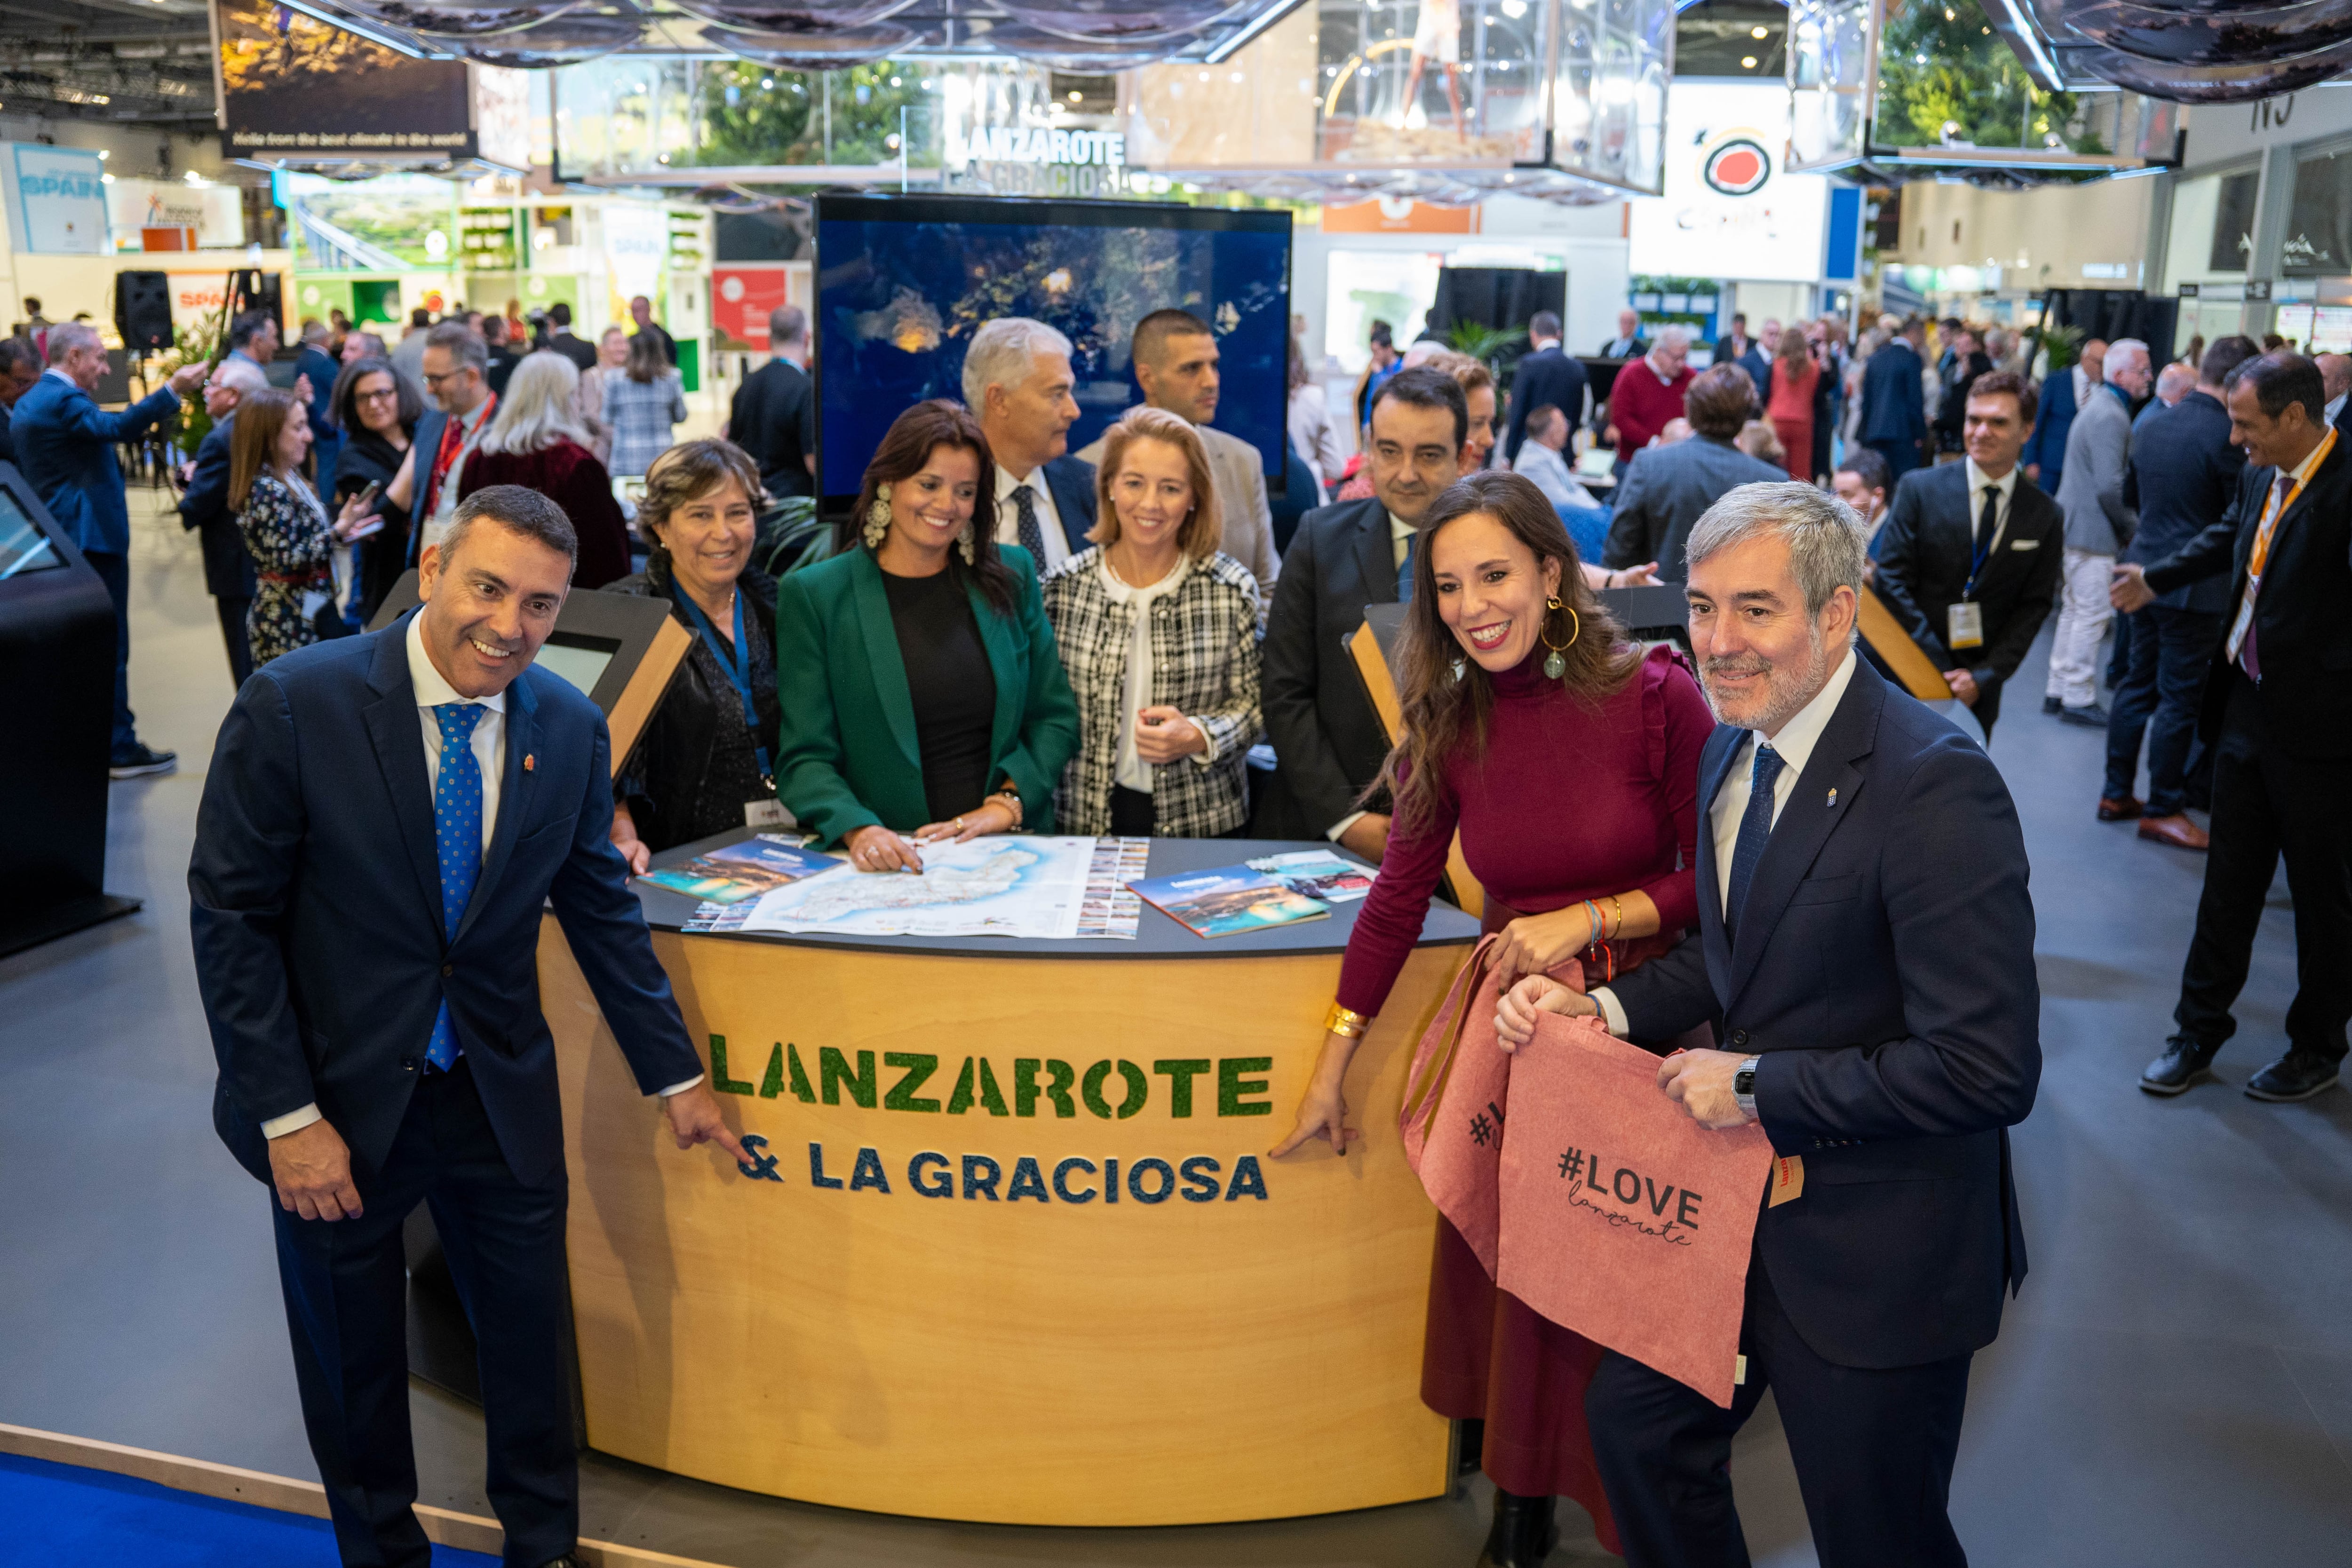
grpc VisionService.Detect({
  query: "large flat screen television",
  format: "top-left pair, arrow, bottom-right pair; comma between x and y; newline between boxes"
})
813,193 -> 1293,513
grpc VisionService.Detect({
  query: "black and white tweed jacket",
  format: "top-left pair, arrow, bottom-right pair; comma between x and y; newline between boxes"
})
1039,547 -> 1263,837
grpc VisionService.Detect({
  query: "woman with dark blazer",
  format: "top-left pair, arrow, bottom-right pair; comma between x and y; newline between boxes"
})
327,355 -> 418,624
774,399 -> 1080,868
603,439 -> 783,868
457,350 -> 634,587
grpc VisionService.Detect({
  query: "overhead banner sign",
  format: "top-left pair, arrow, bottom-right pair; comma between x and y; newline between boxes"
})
215,0 -> 474,160
2,143 -> 107,255
1628,81 -> 1831,284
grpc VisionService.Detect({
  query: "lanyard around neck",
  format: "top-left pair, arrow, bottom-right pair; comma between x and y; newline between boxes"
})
674,587 -> 771,783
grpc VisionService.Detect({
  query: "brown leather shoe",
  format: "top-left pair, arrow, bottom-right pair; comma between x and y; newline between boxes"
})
2098,795 -> 2145,822
2138,812 -> 2210,851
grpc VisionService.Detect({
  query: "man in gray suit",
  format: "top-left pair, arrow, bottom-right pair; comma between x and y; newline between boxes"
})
1604,365 -> 1789,580
2046,338 -> 2150,724
1078,309 -> 1280,616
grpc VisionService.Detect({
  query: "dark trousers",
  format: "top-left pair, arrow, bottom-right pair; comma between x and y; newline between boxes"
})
1110,785 -> 1155,837
215,594 -> 255,689
1865,436 -> 1922,487
1586,1251 -> 1972,1568
270,1059 -> 575,1568
2175,674 -> 2352,1062
85,548 -> 138,756
2104,605 -> 2222,816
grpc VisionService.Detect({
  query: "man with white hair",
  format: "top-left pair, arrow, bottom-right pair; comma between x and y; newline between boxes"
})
1501,481 -> 2039,1568
11,321 -> 207,775
180,355 -> 272,687
965,316 -> 1097,575
2046,336 -> 2151,723
1605,324 -> 1694,476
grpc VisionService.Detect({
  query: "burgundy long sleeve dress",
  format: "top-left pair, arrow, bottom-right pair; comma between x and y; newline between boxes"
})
1337,643 -> 1713,1545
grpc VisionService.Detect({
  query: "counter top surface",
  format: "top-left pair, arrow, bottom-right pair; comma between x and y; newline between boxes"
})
631,829 -> 1481,960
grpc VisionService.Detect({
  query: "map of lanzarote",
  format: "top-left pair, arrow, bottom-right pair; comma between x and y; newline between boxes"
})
738,837 -> 1096,939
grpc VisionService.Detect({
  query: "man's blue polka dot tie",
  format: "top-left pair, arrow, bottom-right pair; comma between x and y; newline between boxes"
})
425,703 -> 485,1073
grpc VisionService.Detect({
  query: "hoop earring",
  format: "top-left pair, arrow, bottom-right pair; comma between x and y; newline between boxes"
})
1540,595 -> 1580,681
957,521 -> 976,565
863,482 -> 892,550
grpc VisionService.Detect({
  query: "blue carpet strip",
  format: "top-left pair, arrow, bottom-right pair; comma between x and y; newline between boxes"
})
0,1451 -> 502,1566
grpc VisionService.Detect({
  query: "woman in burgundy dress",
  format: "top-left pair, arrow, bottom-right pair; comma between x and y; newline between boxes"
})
1275,470 -> 1713,1567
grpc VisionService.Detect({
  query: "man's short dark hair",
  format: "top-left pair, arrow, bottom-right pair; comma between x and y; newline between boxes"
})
410,307 -> 433,328
1940,316 -> 1963,334
0,337 -> 38,377
1369,364 -> 1470,448
1133,308 -> 1213,369
1527,403 -> 1564,441
1368,319 -> 1394,349
548,301 -> 572,327
1966,368 -> 2037,429
1731,313 -> 1747,328
228,310 -> 274,352
445,484 -> 577,565
2201,334 -> 2259,387
1684,364 -> 1756,439
482,314 -> 509,345
1530,310 -> 1561,341
1834,446 -> 1890,495
2225,351 -> 2327,426
424,320 -> 489,372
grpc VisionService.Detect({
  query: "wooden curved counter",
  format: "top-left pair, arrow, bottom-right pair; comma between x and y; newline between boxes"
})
538,832 -> 1480,1526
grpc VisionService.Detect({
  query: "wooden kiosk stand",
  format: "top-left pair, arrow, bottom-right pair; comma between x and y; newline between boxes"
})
377,573 -> 1486,1524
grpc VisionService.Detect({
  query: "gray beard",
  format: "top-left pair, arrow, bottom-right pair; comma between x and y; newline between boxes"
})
1703,623 -> 1829,735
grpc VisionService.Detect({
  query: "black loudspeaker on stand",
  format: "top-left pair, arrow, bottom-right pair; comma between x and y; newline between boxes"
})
115,271 -> 175,353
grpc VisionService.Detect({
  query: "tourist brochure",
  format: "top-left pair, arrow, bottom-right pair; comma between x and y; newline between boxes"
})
1127,865 -> 1332,939
1246,849 -> 1373,903
638,834 -> 837,905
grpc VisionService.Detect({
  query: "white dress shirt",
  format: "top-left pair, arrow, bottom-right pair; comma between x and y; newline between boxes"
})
1589,647 -> 1859,1037
994,461 -> 1071,571
264,615 -> 699,1141
1327,510 -> 1419,843
1962,457 -> 2021,565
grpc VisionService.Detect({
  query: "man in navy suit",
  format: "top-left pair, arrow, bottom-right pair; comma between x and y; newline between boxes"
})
1499,481 -> 2040,1568
190,486 -> 747,1568
12,321 -> 207,776
1503,310 -> 1586,463
2021,337 -> 2105,495
965,316 -> 1097,576
1857,317 -> 1929,484
178,357 -> 270,688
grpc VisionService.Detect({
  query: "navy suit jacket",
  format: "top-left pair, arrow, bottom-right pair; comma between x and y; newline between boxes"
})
1857,340 -> 1928,448
2020,366 -> 2081,493
11,373 -> 182,554
189,615 -> 704,1189
1262,495 -> 1396,835
1504,344 -> 1589,461
179,414 -> 257,602
2120,389 -> 2243,615
1601,434 -> 1788,579
1040,453 -> 1098,553
1609,656 -> 2039,1368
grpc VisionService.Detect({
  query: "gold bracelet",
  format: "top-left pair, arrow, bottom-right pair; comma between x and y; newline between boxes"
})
1325,1002 -> 1374,1039
1609,893 -> 1624,938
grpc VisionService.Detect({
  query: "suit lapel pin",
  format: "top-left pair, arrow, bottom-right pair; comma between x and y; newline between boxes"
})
524,754 -> 535,772
1826,787 -> 1837,808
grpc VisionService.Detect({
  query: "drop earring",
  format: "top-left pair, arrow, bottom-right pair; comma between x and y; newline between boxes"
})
957,521 -> 976,565
863,483 -> 893,550
1540,595 -> 1580,681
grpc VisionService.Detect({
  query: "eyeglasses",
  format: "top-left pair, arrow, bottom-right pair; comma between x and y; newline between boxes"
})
421,369 -> 474,390
356,387 -> 399,402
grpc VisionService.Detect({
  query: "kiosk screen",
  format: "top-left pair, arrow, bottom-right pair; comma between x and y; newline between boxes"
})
0,490 -> 61,579
533,633 -> 620,697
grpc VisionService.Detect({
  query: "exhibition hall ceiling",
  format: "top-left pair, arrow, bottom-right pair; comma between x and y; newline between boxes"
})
0,0 -> 218,126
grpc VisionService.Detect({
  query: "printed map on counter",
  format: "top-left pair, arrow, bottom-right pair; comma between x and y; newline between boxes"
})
736,836 -> 1097,939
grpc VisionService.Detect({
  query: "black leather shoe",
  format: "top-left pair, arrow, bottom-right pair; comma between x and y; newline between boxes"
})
1476,1488 -> 1558,1568
536,1555 -> 584,1568
2141,1035 -> 2219,1095
2058,702 -> 2111,727
2245,1050 -> 2342,1103
2042,695 -> 2063,715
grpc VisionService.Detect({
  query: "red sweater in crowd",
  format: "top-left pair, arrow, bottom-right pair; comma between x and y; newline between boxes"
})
1609,360 -> 1694,463
1337,645 -> 1713,1016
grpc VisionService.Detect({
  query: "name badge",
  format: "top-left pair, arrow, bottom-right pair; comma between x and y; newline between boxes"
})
745,798 -> 792,828
1947,600 -> 1985,650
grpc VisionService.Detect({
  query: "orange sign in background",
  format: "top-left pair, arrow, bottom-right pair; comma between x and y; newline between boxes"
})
1321,198 -> 1481,235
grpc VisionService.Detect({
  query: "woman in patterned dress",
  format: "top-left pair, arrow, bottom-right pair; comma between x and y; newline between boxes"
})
230,387 -> 373,669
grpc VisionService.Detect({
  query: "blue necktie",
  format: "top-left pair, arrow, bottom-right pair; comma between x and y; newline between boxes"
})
1012,484 -> 1047,573
1398,529 -> 1416,604
425,703 -> 485,1073
1724,741 -> 1785,942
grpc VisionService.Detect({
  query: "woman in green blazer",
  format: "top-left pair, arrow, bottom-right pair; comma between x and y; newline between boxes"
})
775,399 -> 1080,868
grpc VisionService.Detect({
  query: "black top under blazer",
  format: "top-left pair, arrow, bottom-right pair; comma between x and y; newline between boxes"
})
1608,656 -> 2041,1369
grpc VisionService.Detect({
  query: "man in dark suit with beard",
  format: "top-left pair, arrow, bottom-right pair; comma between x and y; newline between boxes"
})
1871,370 -> 2065,739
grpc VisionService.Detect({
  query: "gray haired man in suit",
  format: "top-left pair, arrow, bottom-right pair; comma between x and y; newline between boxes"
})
1604,364 -> 1789,581
1079,308 -> 1280,615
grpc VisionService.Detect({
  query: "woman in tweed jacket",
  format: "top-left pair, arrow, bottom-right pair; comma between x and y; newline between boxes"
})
1041,406 -> 1262,837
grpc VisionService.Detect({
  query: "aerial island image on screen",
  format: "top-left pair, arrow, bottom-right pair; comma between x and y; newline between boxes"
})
739,837 -> 1097,939
816,208 -> 1290,488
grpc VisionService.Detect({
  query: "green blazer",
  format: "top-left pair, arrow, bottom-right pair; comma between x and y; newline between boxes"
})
774,544 -> 1081,847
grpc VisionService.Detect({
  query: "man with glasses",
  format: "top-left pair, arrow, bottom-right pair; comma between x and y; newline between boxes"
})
384,323 -> 497,565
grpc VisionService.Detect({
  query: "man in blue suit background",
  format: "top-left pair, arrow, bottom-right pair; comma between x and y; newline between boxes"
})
2021,336 -> 2106,496
1857,316 -> 1930,485
1500,482 -> 2040,1568
190,486 -> 747,1568
12,322 -> 206,776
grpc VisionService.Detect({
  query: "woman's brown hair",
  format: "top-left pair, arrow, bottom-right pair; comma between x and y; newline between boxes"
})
1377,471 -> 1640,833
638,438 -> 764,559
1089,405 -> 1222,562
625,328 -> 668,383
842,398 -> 1016,616
227,387 -> 308,511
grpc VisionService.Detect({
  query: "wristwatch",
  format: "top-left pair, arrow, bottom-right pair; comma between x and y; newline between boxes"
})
1732,1055 -> 1762,1118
